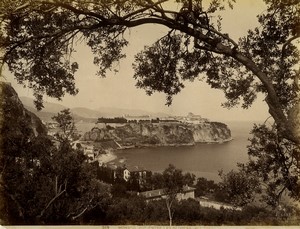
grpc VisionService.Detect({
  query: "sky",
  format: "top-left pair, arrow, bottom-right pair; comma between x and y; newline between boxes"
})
2,0 -> 270,122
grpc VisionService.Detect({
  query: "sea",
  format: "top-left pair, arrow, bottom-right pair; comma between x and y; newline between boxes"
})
114,121 -> 257,182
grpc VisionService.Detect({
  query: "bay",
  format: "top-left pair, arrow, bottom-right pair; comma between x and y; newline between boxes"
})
115,121 -> 256,182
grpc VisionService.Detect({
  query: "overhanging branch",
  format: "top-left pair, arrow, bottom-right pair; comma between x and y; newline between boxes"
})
2,0 -> 299,145
39,179 -> 67,218
40,0 -> 108,22
123,0 -> 168,20
281,35 -> 300,58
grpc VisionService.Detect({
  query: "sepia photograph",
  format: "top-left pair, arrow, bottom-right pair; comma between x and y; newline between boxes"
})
0,0 -> 299,227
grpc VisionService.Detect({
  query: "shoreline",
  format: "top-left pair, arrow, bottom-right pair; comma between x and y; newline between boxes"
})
196,137 -> 234,144
117,137 -> 233,150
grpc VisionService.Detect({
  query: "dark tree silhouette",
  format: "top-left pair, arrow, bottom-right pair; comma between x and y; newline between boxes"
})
0,0 -> 298,144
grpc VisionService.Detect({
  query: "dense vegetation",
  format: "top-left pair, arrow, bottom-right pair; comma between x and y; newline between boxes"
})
0,89 -> 297,225
0,0 -> 299,225
1,75 -> 300,225
81,198 -> 300,225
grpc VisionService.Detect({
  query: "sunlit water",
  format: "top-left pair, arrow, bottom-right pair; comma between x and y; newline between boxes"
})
114,121 -> 256,181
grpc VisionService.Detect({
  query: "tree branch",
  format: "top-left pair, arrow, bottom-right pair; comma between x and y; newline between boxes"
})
121,18 -> 292,139
208,28 -> 239,48
2,1 -> 298,144
39,179 -> 67,218
123,0 -> 168,20
40,1 -> 108,22
71,207 -> 88,220
3,23 -> 101,65
281,35 -> 300,58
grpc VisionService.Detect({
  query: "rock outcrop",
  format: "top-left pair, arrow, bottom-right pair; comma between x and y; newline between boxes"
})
0,82 -> 47,145
192,122 -> 232,143
0,82 -> 49,224
82,121 -> 232,148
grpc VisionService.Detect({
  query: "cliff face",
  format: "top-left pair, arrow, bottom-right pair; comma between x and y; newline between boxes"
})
0,82 -> 49,223
82,121 -> 232,147
0,82 -> 47,142
192,122 -> 232,143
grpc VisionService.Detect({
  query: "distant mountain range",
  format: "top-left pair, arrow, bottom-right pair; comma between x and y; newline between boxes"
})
20,97 -> 170,122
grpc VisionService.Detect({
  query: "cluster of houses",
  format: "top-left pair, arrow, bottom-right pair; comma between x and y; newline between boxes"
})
123,112 -> 209,124
43,120 -> 104,162
103,163 -> 239,210
95,113 -> 209,126
105,163 -> 150,183
104,162 -> 197,202
183,112 -> 210,124
98,161 -> 240,210
42,119 -> 240,210
44,112 -> 210,162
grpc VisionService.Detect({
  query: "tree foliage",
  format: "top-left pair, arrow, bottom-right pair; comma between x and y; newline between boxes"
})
0,92 -> 110,224
2,134 -> 110,224
194,177 -> 218,197
1,0 -> 300,222
219,122 -> 300,208
218,169 -> 261,207
160,164 -> 195,226
0,0 -> 299,144
83,193 -> 300,225
52,109 -> 78,143
243,123 -> 300,207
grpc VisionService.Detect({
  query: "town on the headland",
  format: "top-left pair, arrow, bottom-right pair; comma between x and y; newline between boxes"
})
41,107 -> 236,209
45,113 -> 238,208
45,112 -> 232,163
2,81 -> 299,225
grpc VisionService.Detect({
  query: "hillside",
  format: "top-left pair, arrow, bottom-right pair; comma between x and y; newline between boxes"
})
95,107 -> 169,117
0,82 -> 48,141
20,96 -> 170,122
20,96 -> 66,113
21,97 -> 98,122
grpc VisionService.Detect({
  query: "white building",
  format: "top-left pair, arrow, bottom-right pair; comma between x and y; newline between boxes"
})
199,198 -> 242,211
123,168 -> 131,181
139,186 -> 196,202
184,112 -> 209,124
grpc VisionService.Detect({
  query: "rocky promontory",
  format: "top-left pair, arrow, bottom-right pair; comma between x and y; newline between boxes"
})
0,82 -> 47,139
82,121 -> 232,148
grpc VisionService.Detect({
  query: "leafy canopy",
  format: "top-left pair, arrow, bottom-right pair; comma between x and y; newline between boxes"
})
244,124 -> 300,206
51,108 -> 79,143
0,0 -> 299,143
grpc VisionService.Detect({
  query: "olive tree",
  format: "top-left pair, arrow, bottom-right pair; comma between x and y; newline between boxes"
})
52,109 -> 78,143
243,124 -> 300,207
0,0 -> 298,144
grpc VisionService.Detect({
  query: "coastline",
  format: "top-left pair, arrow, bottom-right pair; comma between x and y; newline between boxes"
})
116,137 -> 233,150
195,137 -> 234,144
96,149 -> 117,164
